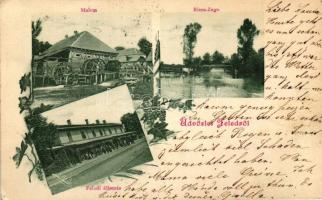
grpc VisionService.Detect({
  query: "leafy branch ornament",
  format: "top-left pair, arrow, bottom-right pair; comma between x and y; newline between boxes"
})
139,95 -> 194,142
14,72 -> 44,182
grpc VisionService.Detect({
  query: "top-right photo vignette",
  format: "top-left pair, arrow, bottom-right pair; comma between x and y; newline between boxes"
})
157,2 -> 264,99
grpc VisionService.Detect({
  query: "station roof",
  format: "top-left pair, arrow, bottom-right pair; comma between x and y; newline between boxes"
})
42,85 -> 135,126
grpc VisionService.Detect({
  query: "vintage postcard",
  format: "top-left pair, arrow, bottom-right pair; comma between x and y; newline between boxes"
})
1,0 -> 322,200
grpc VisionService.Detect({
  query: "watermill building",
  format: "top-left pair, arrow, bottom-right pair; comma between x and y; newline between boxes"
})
34,31 -> 118,86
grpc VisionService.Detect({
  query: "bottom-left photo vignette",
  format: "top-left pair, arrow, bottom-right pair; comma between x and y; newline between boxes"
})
27,85 -> 153,194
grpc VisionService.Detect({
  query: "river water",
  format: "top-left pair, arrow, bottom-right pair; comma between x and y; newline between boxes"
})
160,69 -> 262,99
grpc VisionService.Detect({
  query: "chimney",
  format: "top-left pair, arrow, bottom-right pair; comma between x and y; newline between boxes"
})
96,119 -> 100,124
103,120 -> 107,124
85,119 -> 89,124
65,34 -> 68,39
74,30 -> 78,35
67,119 -> 71,125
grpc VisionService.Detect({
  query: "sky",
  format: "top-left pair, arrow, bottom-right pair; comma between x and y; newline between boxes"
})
160,11 -> 264,64
42,85 -> 134,125
34,13 -> 152,50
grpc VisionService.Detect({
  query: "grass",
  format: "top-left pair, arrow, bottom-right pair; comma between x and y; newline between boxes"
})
33,80 -> 153,109
33,85 -> 109,109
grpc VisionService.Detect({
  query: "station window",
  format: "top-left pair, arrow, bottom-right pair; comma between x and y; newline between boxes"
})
81,131 -> 86,139
99,129 -> 103,136
76,54 -> 80,57
92,130 -> 97,137
67,131 -> 73,142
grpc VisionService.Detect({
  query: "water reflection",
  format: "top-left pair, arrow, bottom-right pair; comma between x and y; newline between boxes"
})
160,69 -> 256,99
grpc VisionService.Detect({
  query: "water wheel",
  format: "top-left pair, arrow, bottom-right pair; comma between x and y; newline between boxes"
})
82,58 -> 106,84
53,63 -> 68,85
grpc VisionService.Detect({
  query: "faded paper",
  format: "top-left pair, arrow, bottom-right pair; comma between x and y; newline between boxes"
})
1,0 -> 322,200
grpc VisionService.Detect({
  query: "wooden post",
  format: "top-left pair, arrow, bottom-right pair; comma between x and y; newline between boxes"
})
62,148 -> 72,166
75,148 -> 81,163
42,76 -> 45,87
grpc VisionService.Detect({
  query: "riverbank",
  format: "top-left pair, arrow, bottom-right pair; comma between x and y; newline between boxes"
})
160,70 -> 263,99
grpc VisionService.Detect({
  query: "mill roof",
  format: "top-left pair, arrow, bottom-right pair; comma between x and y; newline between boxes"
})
40,31 -> 116,58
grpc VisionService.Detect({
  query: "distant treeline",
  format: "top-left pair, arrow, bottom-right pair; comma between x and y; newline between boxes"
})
161,18 -> 264,87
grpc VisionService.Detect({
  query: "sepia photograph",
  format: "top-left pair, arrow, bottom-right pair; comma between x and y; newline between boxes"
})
31,13 -> 153,110
33,85 -> 153,194
158,8 -> 264,99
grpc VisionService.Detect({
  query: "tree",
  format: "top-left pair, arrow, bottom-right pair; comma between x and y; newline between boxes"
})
242,48 -> 264,81
32,40 -> 52,56
202,53 -> 211,65
256,48 -> 264,83
192,56 -> 202,71
14,105 -> 58,178
121,112 -> 144,137
105,60 -> 121,72
27,114 -> 57,174
223,56 -> 230,64
235,18 -> 261,78
32,19 -> 42,40
138,37 -> 152,56
31,19 -> 43,101
32,19 -> 43,56
183,23 -> 202,67
230,53 -> 241,78
115,46 -> 125,51
237,18 -> 260,64
212,50 -> 225,64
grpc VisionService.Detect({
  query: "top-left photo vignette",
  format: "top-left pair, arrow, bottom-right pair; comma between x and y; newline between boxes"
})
31,13 -> 153,111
